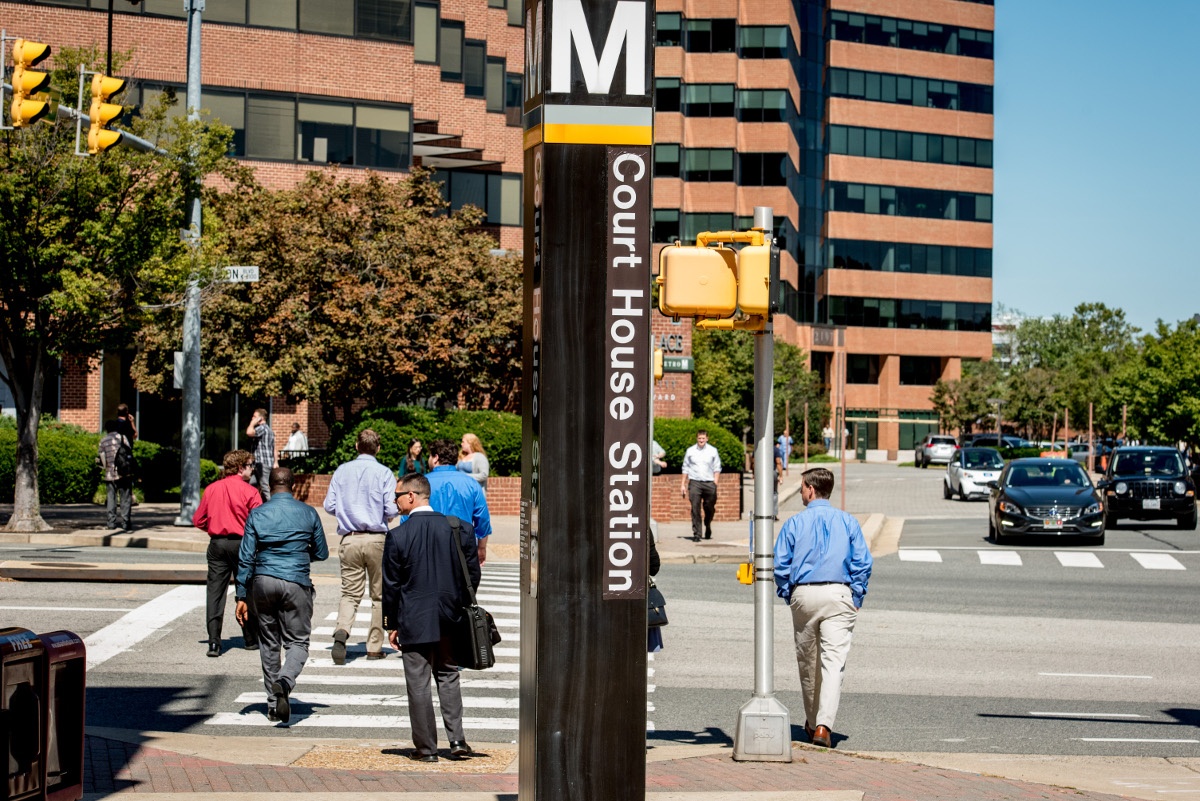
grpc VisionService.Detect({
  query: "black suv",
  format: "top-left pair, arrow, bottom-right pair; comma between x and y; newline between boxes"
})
1098,447 -> 1197,529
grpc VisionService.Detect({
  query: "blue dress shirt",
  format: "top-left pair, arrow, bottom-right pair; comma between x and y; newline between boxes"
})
426,464 -> 492,539
773,499 -> 873,608
323,454 -> 399,535
236,492 -> 329,599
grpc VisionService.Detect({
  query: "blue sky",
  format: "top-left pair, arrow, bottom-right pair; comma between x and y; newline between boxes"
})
993,0 -> 1200,333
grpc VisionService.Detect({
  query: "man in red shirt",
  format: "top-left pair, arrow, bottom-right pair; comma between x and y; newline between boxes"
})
194,450 -> 263,657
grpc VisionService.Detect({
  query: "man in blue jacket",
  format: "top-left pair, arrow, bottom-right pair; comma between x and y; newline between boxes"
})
235,467 -> 329,724
425,439 -> 492,565
773,467 -> 872,749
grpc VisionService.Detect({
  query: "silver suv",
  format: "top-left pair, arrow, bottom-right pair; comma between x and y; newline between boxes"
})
916,434 -> 958,468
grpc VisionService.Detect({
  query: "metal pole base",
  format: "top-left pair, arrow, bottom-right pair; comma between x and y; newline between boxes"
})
173,510 -> 197,527
732,694 -> 792,762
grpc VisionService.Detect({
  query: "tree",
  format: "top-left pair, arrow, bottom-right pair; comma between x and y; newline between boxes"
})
929,359 -> 1001,434
774,342 -> 828,444
0,48 -> 240,531
133,168 -> 523,425
1113,320 -> 1200,446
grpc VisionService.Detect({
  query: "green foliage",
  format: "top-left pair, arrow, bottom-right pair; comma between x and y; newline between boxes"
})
930,359 -> 1002,434
652,418 -> 743,474
1112,319 -> 1200,444
0,424 -> 98,503
774,341 -> 829,443
998,447 -> 1046,460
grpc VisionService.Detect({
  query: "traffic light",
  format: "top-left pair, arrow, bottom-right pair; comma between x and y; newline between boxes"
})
656,244 -> 738,320
10,39 -> 52,128
653,348 -> 664,382
736,244 -> 772,317
88,74 -> 126,153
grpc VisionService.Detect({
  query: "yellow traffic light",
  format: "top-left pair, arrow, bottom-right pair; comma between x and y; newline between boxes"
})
656,244 -> 738,320
737,244 -> 772,317
10,39 -> 52,128
88,74 -> 126,154
653,348 -> 664,382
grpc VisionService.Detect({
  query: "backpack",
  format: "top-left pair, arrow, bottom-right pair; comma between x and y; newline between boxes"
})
114,440 -> 135,479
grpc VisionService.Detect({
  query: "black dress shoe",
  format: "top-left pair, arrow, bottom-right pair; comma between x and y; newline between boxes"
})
449,740 -> 471,758
408,752 -> 438,763
207,640 -> 221,658
691,536 -> 701,542
267,707 -> 280,722
331,629 -> 348,665
244,641 -> 260,651
271,680 -> 291,724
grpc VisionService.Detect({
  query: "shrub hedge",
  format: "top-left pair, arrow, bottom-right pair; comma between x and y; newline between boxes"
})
651,418 -> 743,474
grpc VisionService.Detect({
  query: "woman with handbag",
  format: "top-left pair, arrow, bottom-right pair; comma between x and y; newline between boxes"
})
647,523 -> 666,652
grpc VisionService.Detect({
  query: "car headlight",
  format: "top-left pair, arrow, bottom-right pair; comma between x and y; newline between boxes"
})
1115,482 -> 1128,494
1084,503 -> 1101,515
998,500 -> 1024,515
1175,481 -> 1187,495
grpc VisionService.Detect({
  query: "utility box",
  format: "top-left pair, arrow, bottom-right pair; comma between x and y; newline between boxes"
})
0,628 -> 45,801
39,632 -> 86,801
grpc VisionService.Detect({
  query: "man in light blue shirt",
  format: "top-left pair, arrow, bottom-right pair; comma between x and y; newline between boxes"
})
773,467 -> 872,749
324,428 -> 398,663
424,439 -> 492,565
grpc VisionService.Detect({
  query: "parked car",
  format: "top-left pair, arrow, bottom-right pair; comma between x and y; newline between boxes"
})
987,458 -> 1105,544
968,434 -> 1025,449
944,447 -> 1004,500
916,434 -> 958,468
1098,447 -> 1197,529
1066,441 -> 1114,467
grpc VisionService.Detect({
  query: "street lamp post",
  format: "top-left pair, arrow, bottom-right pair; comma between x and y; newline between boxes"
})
989,397 -> 1004,446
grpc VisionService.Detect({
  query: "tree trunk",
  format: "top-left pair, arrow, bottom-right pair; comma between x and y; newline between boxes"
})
4,347 -> 51,532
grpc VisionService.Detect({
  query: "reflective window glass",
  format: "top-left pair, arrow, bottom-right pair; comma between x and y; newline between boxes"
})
245,96 -> 295,160
486,59 -> 505,112
356,105 -> 411,169
464,41 -> 486,97
249,0 -> 296,29
414,3 -> 439,62
300,0 -> 353,34
298,100 -> 354,164
441,21 -> 464,80
206,0 -> 246,24
357,0 -> 412,40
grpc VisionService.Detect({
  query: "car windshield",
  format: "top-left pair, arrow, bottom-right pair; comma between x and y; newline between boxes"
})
1112,450 -> 1184,476
963,450 -> 1003,469
1006,463 -> 1090,488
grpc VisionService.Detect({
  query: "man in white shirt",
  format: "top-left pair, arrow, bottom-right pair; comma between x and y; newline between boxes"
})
680,430 -> 722,542
283,423 -> 309,457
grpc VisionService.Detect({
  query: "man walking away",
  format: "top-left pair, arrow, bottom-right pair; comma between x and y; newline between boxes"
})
426,439 -> 492,566
383,473 -> 480,762
283,423 -> 308,459
235,467 -> 328,724
324,428 -> 398,664
773,467 -> 873,748
245,408 -> 276,502
98,420 -> 134,531
680,429 -> 722,541
193,449 -> 263,657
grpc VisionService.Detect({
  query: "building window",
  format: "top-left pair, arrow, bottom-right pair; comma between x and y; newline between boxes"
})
357,0 -> 413,40
828,240 -> 992,278
899,356 -> 942,385
245,96 -> 296,160
506,0 -> 521,26
505,73 -> 523,126
434,171 -> 521,225
204,91 -> 247,155
682,213 -> 734,243
653,210 -> 680,243
299,0 -> 352,35
682,149 -> 733,182
654,144 -> 680,178
738,25 -> 788,58
414,3 -> 439,62
829,125 -> 993,168
681,84 -> 734,117
440,20 -> 464,81
655,78 -> 681,112
828,182 -> 992,222
207,0 -> 246,24
486,58 -> 505,112
828,11 -> 993,59
828,68 -> 993,114
736,89 -> 787,122
823,296 -> 991,332
738,152 -> 788,186
249,0 -> 297,29
298,100 -> 354,164
356,105 -> 412,169
684,18 -> 736,53
655,12 -> 681,46
463,41 -> 486,97
846,355 -> 881,385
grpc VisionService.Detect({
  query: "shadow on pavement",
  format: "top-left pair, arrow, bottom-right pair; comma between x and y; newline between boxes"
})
0,502 -> 181,532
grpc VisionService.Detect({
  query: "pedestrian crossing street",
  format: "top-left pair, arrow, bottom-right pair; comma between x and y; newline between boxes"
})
202,563 -> 658,737
896,548 -> 1197,571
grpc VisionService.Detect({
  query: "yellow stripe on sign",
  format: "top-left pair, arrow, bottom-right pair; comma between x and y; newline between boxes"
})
523,125 -> 543,150
543,123 -> 652,146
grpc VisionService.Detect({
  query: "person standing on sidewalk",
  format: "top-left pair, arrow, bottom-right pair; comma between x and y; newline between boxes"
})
245,408 -> 276,502
97,419 -> 134,532
774,467 -> 872,748
383,473 -> 480,762
193,449 -> 263,657
681,430 -> 721,542
235,467 -> 328,724
324,428 -> 398,664
426,439 -> 492,566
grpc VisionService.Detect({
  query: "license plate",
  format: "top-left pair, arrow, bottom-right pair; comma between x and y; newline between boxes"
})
1044,518 -> 1064,529
1143,499 -> 1161,510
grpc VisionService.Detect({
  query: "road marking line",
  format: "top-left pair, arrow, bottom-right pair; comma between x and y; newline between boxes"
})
977,550 -> 1022,566
1039,672 -> 1153,679
898,550 -> 942,562
83,585 -> 206,669
234,691 -> 522,709
1074,738 -> 1199,743
1130,552 -> 1186,570
1055,551 -> 1104,568
1030,711 -> 1144,718
0,605 -> 135,612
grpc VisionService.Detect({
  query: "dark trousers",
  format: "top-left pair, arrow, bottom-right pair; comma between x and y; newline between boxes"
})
402,636 -> 465,756
688,480 -> 718,539
105,479 -> 132,530
250,575 -> 314,710
205,537 -> 259,646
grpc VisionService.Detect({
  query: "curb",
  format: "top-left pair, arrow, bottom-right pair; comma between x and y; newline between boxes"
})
0,560 -> 208,583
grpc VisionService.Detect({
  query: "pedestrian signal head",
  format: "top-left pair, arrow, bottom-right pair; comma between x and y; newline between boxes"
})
656,244 -> 738,320
736,244 -> 772,317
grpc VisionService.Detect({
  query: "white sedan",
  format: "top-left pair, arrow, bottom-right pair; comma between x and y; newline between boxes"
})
944,447 -> 1004,500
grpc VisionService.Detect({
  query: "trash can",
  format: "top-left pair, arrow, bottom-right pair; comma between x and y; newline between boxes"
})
0,627 -> 45,801
39,631 -> 86,801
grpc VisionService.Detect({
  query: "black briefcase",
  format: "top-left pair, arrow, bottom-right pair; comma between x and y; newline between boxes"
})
456,604 -> 497,670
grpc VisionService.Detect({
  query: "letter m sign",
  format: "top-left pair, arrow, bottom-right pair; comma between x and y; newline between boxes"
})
550,0 -> 647,96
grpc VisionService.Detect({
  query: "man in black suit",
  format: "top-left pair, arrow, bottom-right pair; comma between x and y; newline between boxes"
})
382,472 -> 481,763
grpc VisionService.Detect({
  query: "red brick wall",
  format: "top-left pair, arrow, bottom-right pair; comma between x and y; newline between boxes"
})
58,356 -> 101,431
652,314 -> 693,419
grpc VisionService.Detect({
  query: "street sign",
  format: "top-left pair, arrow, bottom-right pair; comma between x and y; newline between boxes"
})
224,266 -> 259,282
662,356 -> 693,373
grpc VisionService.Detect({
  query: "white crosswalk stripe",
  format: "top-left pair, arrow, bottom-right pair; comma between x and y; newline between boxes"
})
895,548 -> 1194,571
1055,551 -> 1104,568
202,563 -> 658,736
977,550 -> 1022,566
1130,552 -> 1185,570
898,549 -> 942,562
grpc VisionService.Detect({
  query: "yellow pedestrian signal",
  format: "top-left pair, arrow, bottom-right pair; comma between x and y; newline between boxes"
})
656,244 -> 738,320
653,348 -> 664,382
10,39 -> 52,128
736,244 -> 772,317
88,74 -> 126,153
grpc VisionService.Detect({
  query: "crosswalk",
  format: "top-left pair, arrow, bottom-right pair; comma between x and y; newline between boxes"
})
896,548 -> 1193,570
202,563 -> 658,737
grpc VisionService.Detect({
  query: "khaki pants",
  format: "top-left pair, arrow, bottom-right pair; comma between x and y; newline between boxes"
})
789,583 -> 858,730
336,533 -> 386,654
